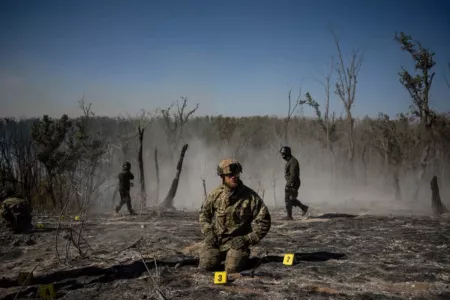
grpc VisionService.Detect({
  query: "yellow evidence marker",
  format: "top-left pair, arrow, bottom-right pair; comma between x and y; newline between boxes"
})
38,283 -> 56,300
214,271 -> 227,284
36,223 -> 44,229
74,216 -> 80,221
18,272 -> 33,285
283,253 -> 295,266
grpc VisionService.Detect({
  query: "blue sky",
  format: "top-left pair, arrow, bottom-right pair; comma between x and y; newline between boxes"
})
1,0 -> 449,118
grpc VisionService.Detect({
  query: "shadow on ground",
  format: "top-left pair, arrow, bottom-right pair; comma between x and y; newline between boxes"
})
0,251 -> 345,299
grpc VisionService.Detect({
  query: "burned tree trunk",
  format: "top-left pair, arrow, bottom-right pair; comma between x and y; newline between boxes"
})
413,145 -> 432,201
159,144 -> 189,209
393,167 -> 401,201
202,178 -> 207,200
430,176 -> 448,216
138,126 -> 146,210
154,148 -> 160,205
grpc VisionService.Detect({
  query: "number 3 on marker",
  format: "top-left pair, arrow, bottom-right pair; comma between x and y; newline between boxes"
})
214,271 -> 227,284
283,253 -> 294,265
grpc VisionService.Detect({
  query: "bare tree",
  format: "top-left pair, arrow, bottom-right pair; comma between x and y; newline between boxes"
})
284,87 -> 302,145
160,96 -> 198,155
395,32 -> 436,129
134,109 -> 154,211
395,32 -> 438,200
332,29 -> 363,177
300,92 -> 340,188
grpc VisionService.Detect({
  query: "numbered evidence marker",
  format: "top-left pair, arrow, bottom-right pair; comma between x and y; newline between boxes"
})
38,283 -> 56,300
283,253 -> 295,266
74,216 -> 80,221
36,223 -> 44,229
214,271 -> 227,284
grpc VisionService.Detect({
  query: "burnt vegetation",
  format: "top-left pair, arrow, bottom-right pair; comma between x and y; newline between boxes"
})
0,32 -> 450,299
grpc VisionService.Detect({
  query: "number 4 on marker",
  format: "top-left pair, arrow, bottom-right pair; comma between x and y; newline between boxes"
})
214,271 -> 227,284
283,253 -> 295,266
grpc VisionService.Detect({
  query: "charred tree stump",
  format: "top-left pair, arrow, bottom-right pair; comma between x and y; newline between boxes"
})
430,176 -> 448,216
138,126 -> 147,210
154,148 -> 160,205
159,144 -> 189,209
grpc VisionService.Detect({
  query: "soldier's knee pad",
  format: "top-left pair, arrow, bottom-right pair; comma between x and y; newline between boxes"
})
224,248 -> 250,273
198,246 -> 221,271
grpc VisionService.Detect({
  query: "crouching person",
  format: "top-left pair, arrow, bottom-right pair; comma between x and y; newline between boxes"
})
198,159 -> 271,273
0,187 -> 32,234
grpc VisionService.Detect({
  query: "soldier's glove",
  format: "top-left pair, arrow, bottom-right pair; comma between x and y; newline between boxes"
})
204,231 -> 218,247
230,236 -> 250,250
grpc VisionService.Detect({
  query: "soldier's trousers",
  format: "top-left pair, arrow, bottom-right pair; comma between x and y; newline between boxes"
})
116,190 -> 133,213
198,243 -> 250,273
284,188 -> 308,216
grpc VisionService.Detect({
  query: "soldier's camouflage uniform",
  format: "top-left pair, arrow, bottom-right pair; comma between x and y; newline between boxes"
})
198,180 -> 271,273
115,170 -> 135,214
0,197 -> 32,233
284,155 -> 308,217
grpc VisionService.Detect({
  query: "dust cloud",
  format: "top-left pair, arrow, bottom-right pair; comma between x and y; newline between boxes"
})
93,124 -> 447,217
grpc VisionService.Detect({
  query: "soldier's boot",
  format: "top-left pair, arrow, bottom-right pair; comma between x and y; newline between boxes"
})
292,199 -> 309,216
301,205 -> 309,216
282,205 -> 294,220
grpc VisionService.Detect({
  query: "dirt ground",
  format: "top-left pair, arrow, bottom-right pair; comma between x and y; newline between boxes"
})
1,207 -> 450,300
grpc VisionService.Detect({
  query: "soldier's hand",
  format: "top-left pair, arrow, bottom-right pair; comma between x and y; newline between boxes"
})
230,236 -> 249,249
204,232 -> 217,247
130,182 -> 134,187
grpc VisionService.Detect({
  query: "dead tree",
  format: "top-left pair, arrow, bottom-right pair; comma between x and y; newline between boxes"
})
202,178 -> 207,200
138,125 -> 146,210
284,87 -> 302,145
161,97 -> 198,157
300,92 -> 339,188
159,144 -> 189,209
154,148 -> 160,205
430,176 -> 448,215
395,32 -> 437,200
332,29 -> 363,178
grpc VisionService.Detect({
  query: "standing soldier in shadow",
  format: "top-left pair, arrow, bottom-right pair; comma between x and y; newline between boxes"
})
280,146 -> 308,220
115,162 -> 136,215
0,187 -> 33,233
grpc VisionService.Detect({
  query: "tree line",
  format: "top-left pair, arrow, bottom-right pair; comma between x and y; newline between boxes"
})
0,32 -> 449,214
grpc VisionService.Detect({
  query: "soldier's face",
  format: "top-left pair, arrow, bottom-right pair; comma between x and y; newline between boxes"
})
224,173 -> 239,189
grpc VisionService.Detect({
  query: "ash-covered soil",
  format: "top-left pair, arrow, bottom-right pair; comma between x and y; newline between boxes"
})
1,208 -> 450,300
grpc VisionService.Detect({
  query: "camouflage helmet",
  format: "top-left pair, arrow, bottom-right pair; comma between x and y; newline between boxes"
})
217,159 -> 243,176
122,161 -> 131,171
279,146 -> 292,156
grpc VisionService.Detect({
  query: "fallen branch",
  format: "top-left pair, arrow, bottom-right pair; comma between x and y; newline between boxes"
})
13,261 -> 42,300
137,251 -> 168,300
